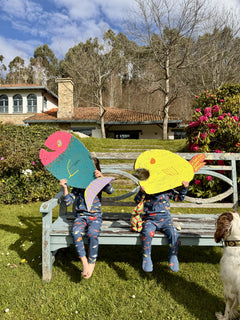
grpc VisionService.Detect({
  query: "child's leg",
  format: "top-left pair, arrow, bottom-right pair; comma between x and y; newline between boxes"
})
85,216 -> 102,278
72,216 -> 89,277
141,221 -> 156,272
162,219 -> 179,272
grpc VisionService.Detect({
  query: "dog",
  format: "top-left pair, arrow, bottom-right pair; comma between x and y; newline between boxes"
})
214,211 -> 240,320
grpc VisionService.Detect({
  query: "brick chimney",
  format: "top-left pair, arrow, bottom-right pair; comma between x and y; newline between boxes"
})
56,78 -> 74,118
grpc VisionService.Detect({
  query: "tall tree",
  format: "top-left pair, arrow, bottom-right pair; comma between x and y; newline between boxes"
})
5,56 -> 29,84
60,32 -> 129,138
30,44 -> 59,93
127,0 -> 209,139
0,55 -> 7,84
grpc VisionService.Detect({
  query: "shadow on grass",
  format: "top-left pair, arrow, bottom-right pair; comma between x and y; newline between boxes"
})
98,245 -> 224,319
0,216 -> 225,318
0,215 -> 43,277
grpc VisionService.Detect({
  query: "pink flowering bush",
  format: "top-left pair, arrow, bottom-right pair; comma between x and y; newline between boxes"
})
186,83 -> 240,199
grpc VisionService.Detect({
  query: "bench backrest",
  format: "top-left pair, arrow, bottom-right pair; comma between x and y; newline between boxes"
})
90,152 -> 239,212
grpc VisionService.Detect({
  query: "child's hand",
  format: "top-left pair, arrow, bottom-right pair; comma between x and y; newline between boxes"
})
182,181 -> 189,188
95,170 -> 103,178
59,179 -> 68,188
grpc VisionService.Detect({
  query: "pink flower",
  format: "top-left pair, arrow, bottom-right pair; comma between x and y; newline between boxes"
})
218,116 -> 224,120
194,179 -> 202,185
217,160 -> 225,165
233,116 -> 239,122
189,121 -> 200,128
212,105 -> 220,113
1,157 -> 4,160
195,95 -> 198,98
214,150 -> 222,153
209,129 -> 216,133
200,132 -> 207,139
235,142 -> 240,149
206,175 -> 213,181
195,108 -> 201,113
204,107 -> 212,114
191,144 -> 200,151
198,115 -> 208,123
220,99 -> 225,102
32,161 -> 35,165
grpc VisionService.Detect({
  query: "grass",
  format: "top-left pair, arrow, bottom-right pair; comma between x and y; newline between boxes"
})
0,138 -> 230,319
0,203 -> 226,320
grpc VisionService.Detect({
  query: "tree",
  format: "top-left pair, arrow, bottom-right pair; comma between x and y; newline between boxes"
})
30,44 -> 59,93
127,0 -> 213,139
0,55 -> 6,83
6,56 -> 29,84
185,27 -> 240,94
60,32 -> 129,138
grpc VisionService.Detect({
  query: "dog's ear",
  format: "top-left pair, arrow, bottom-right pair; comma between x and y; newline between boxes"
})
214,212 -> 233,243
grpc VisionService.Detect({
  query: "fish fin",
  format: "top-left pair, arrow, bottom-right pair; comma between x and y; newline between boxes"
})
189,154 -> 206,173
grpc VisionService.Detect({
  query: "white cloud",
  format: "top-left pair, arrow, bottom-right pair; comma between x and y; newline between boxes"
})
0,36 -> 40,66
0,0 -> 239,66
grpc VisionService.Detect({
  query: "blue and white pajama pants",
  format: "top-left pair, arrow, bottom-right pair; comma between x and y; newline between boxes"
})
141,212 -> 179,271
71,213 -> 102,264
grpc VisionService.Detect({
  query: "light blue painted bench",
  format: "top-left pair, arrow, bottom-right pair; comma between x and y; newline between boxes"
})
40,152 -> 239,281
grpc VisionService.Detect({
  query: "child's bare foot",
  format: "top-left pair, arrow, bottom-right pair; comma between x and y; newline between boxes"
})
80,256 -> 90,278
84,263 -> 95,279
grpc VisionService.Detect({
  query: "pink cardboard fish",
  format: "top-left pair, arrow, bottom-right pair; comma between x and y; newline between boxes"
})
39,131 -> 96,188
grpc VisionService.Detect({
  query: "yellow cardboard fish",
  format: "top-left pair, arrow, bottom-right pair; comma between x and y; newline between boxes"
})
134,150 -> 206,194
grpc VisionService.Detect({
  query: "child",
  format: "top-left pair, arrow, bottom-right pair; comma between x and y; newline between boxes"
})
134,181 -> 189,273
59,157 -> 114,279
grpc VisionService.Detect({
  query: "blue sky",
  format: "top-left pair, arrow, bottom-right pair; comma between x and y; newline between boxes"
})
0,0 -> 239,67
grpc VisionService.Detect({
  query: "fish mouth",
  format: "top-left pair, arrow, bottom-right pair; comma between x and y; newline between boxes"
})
132,168 -> 150,181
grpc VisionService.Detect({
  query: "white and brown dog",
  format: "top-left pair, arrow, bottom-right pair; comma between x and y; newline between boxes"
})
214,211 -> 240,320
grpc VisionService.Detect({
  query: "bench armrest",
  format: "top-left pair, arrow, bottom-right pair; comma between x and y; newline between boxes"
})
40,191 -> 63,214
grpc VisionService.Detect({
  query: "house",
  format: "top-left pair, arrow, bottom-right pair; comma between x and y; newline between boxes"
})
23,78 -> 182,139
0,84 -> 58,125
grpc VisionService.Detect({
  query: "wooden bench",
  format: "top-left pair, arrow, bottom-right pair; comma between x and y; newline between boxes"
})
40,152 -> 239,281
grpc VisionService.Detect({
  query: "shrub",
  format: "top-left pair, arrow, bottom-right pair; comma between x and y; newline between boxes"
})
0,124 -> 59,204
185,83 -> 240,199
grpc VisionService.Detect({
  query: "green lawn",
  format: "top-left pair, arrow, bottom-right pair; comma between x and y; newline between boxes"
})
0,202 -> 226,320
0,138 -> 229,319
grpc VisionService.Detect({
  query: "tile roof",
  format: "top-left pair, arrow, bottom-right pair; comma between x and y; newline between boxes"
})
0,84 -> 40,88
25,106 -> 179,124
24,106 -> 181,125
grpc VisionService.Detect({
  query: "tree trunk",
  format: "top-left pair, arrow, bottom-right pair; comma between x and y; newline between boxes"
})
99,87 -> 106,138
163,55 -> 170,140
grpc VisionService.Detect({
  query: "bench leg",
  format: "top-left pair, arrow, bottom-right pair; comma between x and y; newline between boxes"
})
42,211 -> 53,281
42,231 -> 53,281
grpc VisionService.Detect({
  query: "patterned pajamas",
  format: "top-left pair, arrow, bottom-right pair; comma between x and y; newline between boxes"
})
72,214 -> 102,264
134,186 -> 188,272
142,213 -> 179,271
63,183 -> 114,264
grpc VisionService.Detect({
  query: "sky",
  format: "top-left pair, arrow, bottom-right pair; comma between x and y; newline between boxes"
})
0,0 -> 239,67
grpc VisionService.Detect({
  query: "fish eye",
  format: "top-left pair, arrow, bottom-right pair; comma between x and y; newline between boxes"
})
57,139 -> 62,147
150,158 -> 156,164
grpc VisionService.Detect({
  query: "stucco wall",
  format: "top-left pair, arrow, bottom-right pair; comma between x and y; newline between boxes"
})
0,89 -> 58,124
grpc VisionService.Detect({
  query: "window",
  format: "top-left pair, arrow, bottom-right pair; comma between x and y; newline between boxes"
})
0,95 -> 8,113
114,131 -> 140,139
13,94 -> 23,113
174,130 -> 186,139
27,94 -> 37,112
72,128 -> 93,137
43,97 -> 47,110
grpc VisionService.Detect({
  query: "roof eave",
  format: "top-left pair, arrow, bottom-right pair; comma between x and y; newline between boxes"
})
0,86 -> 58,100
